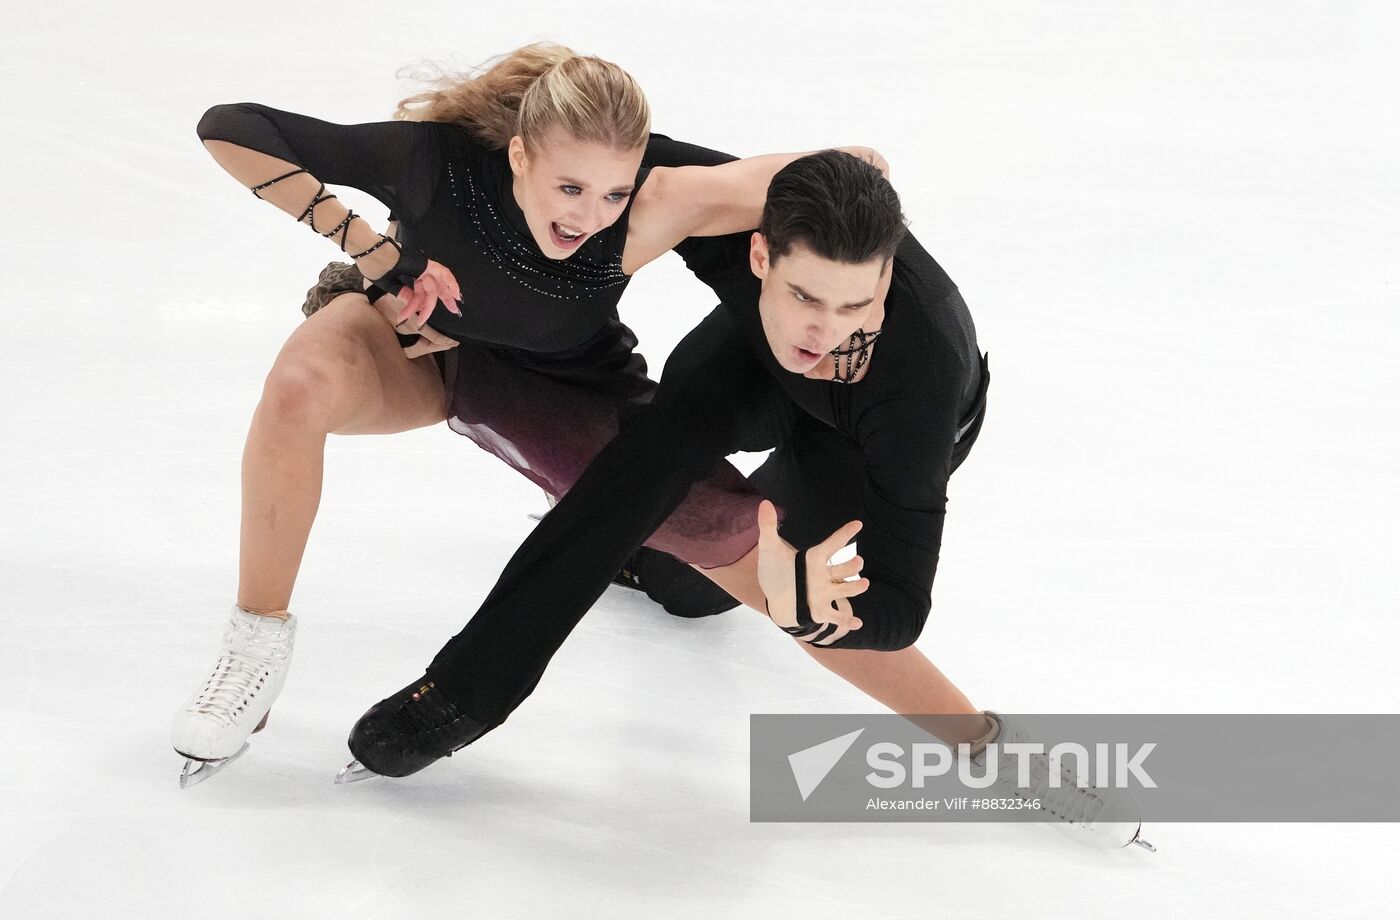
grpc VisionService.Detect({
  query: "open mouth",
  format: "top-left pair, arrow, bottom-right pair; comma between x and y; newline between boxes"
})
550,222 -> 587,250
794,345 -> 824,363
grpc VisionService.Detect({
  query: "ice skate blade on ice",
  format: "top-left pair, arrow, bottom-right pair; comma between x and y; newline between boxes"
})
173,709 -> 269,789
178,742 -> 250,789
335,759 -> 378,784
1131,834 -> 1157,852
526,490 -> 557,522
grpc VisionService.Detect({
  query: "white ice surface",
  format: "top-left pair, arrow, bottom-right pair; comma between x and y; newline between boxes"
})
2,1 -> 1398,917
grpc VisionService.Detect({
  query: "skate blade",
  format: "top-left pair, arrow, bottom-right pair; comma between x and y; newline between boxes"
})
334,759 -> 378,784
177,742 -> 250,789
1131,835 -> 1157,852
527,493 -> 555,523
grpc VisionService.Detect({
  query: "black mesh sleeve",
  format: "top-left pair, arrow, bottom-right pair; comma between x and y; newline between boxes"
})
196,102 -> 442,222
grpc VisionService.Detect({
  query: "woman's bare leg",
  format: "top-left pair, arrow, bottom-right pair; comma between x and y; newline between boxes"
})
700,545 -> 991,743
236,293 -> 446,614
794,643 -> 990,741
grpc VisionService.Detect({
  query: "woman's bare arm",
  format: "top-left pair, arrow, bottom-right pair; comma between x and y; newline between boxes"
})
622,146 -> 889,274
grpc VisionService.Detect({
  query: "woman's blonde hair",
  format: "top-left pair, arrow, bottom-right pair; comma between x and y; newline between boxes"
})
395,42 -> 650,152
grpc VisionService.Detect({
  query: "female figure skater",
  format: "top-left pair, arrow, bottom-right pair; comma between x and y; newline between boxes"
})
169,42 -> 936,788
340,152 -> 1152,849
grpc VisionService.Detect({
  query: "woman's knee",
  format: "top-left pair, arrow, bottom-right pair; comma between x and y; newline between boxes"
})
260,307 -> 381,432
259,354 -> 355,432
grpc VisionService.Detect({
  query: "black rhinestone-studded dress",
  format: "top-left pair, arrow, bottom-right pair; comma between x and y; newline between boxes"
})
197,103 -> 762,567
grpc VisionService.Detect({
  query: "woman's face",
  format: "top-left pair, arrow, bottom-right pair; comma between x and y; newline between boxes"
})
508,129 -> 645,259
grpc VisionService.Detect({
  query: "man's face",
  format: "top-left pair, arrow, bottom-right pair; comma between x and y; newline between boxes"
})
749,234 -> 887,374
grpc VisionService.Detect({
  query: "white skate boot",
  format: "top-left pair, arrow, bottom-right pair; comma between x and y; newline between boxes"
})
171,605 -> 296,788
977,711 -> 1155,851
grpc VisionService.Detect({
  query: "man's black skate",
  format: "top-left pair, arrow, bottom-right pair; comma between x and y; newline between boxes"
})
609,547 -> 740,618
611,554 -> 646,593
336,676 -> 491,782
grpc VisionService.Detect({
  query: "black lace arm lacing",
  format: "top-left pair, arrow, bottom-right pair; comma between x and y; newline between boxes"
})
250,166 -> 401,259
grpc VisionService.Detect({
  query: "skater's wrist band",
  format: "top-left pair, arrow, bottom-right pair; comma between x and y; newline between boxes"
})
364,283 -> 389,306
778,549 -> 821,637
792,549 -> 814,628
762,594 -> 819,637
361,244 -> 427,298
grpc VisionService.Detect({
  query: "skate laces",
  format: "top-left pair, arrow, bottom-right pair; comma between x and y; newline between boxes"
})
389,683 -> 465,739
187,616 -> 292,726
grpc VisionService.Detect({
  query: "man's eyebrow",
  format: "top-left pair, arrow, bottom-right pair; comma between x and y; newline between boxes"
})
790,283 -> 875,309
558,175 -> 635,194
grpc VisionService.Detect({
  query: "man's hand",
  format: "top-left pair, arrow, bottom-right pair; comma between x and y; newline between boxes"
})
835,146 -> 890,180
756,500 -> 867,643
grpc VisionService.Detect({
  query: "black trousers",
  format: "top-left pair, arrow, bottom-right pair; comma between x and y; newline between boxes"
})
425,305 -> 988,731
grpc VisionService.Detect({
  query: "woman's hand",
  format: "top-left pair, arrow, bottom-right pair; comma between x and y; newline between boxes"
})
756,500 -> 867,643
371,291 -> 459,360
394,258 -> 463,328
836,146 -> 890,180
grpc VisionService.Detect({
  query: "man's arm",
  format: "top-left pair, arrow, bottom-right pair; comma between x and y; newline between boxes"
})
721,386 -> 966,652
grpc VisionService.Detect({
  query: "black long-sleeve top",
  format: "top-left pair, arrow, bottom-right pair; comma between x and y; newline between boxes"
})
196,103 -> 646,352
666,230 -> 983,649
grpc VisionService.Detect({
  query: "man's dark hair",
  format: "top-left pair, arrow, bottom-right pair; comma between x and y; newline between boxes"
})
759,149 -> 907,265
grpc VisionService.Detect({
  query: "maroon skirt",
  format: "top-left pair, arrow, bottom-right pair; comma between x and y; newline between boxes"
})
305,263 -> 763,568
438,319 -> 763,568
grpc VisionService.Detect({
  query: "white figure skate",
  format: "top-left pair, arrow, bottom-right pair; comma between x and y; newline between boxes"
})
171,605 -> 296,788
979,711 -> 1156,851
